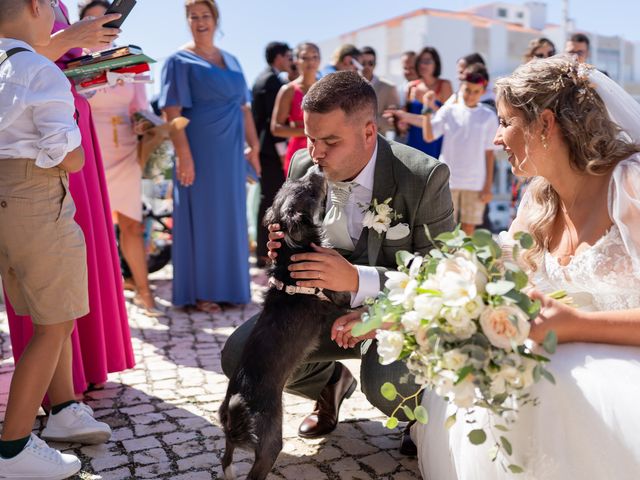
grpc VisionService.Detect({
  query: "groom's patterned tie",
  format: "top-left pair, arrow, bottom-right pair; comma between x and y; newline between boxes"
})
322,181 -> 356,252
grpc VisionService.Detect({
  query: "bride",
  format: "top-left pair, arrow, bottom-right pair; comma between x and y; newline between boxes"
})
413,56 -> 640,479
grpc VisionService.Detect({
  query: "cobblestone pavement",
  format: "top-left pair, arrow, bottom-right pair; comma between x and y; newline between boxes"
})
0,266 -> 421,479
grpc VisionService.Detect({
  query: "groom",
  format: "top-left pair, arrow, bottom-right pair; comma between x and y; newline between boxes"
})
221,71 -> 454,447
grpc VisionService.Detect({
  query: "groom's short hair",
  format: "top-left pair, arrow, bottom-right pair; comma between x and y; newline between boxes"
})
302,71 -> 377,122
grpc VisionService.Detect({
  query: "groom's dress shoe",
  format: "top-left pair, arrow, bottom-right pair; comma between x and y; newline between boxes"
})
298,363 -> 357,438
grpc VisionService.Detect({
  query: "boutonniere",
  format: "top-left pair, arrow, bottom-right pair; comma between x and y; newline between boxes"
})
360,198 -> 402,235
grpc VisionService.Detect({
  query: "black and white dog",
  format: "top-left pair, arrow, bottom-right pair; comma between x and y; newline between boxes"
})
219,168 -> 351,480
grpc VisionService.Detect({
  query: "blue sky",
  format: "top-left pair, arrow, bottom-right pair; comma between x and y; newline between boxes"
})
64,0 -> 639,91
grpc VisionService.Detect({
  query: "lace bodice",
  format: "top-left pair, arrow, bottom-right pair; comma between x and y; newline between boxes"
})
537,225 -> 640,311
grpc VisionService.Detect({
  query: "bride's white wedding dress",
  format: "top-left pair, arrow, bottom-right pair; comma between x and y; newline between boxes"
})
412,156 -> 640,480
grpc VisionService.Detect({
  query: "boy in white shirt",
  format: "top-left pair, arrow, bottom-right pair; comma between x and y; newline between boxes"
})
422,63 -> 498,235
0,1 -> 111,478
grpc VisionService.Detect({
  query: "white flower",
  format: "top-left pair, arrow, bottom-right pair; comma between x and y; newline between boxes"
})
442,349 -> 469,371
451,319 -> 477,340
363,210 -> 377,230
371,214 -> 392,234
385,272 -> 418,306
454,249 -> 489,293
385,271 -> 410,291
413,294 -> 443,320
375,202 -> 392,217
442,307 -> 473,330
479,306 -> 531,351
436,372 -> 476,408
376,330 -> 405,365
462,296 -> 486,319
435,256 -> 480,307
451,377 -> 476,408
401,311 -> 421,332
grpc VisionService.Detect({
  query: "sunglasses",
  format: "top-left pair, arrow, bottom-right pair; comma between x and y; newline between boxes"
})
533,50 -> 555,59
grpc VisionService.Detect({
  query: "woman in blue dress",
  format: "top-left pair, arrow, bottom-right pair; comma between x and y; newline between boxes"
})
389,47 -> 452,158
160,0 -> 261,312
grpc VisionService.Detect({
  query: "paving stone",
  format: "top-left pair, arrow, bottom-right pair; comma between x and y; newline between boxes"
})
0,270 -> 421,479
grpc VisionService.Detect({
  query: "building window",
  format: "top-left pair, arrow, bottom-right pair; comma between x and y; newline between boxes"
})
497,8 -> 508,17
517,11 -> 524,18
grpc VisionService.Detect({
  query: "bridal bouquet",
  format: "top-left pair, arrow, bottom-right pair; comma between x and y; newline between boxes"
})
352,227 -> 557,473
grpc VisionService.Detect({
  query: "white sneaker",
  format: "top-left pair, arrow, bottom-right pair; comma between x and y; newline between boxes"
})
0,434 -> 81,480
41,403 -> 111,444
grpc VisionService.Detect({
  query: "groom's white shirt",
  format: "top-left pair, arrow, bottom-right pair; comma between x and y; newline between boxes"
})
325,144 -> 380,307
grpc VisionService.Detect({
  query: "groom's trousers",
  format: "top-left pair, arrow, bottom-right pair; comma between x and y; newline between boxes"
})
221,312 -> 415,419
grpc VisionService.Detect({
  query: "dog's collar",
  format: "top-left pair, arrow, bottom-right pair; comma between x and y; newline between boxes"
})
268,277 -> 331,302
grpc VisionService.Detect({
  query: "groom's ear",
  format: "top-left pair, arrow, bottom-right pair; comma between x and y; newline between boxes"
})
364,118 -> 377,145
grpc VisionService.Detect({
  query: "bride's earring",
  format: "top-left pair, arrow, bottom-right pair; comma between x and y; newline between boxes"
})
541,133 -> 549,149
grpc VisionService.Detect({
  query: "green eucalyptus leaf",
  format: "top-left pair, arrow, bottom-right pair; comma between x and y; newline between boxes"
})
541,368 -> 556,385
350,316 -> 382,337
494,424 -> 509,432
508,464 -> 525,474
402,405 -> 416,421
472,229 -> 493,246
455,365 -> 474,385
380,382 -> 398,401
444,412 -> 457,429
500,436 -> 513,456
414,405 -> 429,424
543,330 -> 558,354
385,416 -> 399,429
516,232 -> 534,249
468,429 -> 487,445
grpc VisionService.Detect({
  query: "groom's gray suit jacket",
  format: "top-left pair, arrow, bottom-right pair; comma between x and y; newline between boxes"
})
287,135 -> 456,287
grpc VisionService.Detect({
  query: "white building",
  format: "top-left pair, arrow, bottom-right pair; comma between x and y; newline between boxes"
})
318,1 -> 640,97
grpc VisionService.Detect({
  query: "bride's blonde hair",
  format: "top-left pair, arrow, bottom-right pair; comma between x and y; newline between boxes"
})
495,57 -> 640,270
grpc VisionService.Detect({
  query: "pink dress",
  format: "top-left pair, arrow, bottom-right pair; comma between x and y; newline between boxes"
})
89,83 -> 148,222
284,83 -> 307,175
6,2 -> 135,396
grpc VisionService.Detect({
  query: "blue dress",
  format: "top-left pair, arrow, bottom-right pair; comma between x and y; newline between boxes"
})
407,99 -> 443,159
159,49 -> 250,306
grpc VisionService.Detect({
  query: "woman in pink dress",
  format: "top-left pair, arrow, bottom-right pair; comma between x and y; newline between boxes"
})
271,42 -> 320,175
6,1 -> 135,397
81,1 -> 158,314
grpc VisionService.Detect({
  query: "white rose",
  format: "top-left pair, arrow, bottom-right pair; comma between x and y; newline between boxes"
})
454,250 -> 489,293
436,257 -> 479,307
443,307 -> 472,329
375,202 -> 392,217
451,319 -> 477,340
413,294 -> 443,320
401,311 -> 421,332
442,349 -> 469,371
376,330 -> 405,365
480,306 -> 531,351
434,372 -> 455,398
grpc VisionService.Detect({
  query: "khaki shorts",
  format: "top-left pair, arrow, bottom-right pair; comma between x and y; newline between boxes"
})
0,159 -> 88,324
451,189 -> 486,226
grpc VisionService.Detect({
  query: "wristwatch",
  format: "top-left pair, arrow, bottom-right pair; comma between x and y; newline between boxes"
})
421,105 -> 435,115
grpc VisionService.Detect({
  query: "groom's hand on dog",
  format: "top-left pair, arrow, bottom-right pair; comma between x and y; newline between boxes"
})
288,243 -> 359,292
331,310 -> 376,348
267,223 -> 284,260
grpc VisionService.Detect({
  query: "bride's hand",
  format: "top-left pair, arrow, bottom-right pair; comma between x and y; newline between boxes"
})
528,290 -> 583,343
